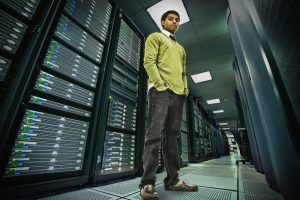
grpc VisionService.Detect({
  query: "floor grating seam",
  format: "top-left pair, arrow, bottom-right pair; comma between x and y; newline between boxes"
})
89,187 -> 125,198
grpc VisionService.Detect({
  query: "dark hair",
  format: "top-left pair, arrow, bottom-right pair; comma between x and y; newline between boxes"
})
161,10 -> 180,21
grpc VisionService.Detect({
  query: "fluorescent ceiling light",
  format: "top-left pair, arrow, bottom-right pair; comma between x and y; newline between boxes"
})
147,0 -> 190,31
191,71 -> 212,83
222,128 -> 230,130
219,123 -> 228,125
207,98 -> 220,104
213,110 -> 224,113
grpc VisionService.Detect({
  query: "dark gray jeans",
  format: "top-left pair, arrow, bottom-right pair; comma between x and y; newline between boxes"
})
140,87 -> 186,188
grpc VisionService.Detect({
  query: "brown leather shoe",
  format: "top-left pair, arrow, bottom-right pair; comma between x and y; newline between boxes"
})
140,184 -> 159,199
166,180 -> 198,191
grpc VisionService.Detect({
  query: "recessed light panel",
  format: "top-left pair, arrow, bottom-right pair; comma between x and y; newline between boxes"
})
191,71 -> 212,83
207,98 -> 220,104
213,110 -> 224,113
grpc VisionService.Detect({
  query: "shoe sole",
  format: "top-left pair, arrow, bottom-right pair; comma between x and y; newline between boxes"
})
165,187 -> 198,192
140,192 -> 159,200
141,197 -> 159,200
140,195 -> 159,200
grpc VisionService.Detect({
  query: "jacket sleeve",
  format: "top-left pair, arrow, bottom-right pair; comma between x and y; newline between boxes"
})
182,48 -> 189,96
144,33 -> 168,91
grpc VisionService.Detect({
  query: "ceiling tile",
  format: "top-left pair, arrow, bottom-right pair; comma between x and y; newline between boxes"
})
203,53 -> 234,70
185,43 -> 207,64
115,0 -> 143,15
176,22 -> 199,47
184,0 -> 228,20
130,10 -> 160,37
193,8 -> 229,41
186,60 -> 209,75
137,0 -> 161,9
210,66 -> 235,80
201,33 -> 234,58
213,77 -> 236,88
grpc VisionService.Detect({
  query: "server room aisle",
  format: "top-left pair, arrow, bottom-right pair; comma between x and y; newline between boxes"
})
37,155 -> 283,200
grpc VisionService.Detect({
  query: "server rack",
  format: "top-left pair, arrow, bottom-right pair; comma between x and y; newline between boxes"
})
228,0 -> 300,197
198,115 -> 206,159
203,120 -> 213,158
92,10 -> 146,183
187,97 -> 202,162
179,102 -> 189,166
0,0 -> 116,198
228,4 -> 279,190
187,96 -> 216,162
209,125 -> 221,158
0,0 -> 48,159
187,97 -> 199,162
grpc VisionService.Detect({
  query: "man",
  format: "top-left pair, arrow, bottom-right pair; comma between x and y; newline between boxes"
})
140,10 -> 198,200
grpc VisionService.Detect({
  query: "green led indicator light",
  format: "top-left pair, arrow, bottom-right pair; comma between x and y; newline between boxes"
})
28,111 -> 34,116
15,151 -> 22,157
17,142 -> 24,148
21,134 -> 28,140
26,119 -> 33,124
12,160 -> 18,166
23,126 -> 30,131
8,169 -> 16,175
34,98 -> 39,103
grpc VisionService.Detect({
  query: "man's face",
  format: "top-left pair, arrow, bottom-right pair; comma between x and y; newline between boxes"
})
161,13 -> 180,34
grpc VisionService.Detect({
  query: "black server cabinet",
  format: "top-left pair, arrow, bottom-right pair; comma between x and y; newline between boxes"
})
187,96 -> 215,162
187,96 -> 203,162
0,0 -> 116,198
0,0 -> 48,157
229,10 -> 279,190
93,10 -> 146,182
186,97 -> 199,162
228,0 -> 300,198
232,58 -> 265,172
209,125 -> 221,158
179,102 -> 189,166
203,120 -> 213,158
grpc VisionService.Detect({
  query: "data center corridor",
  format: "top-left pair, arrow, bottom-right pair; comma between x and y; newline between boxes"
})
0,0 -> 299,199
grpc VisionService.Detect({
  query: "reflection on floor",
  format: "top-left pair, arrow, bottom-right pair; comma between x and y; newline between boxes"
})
38,155 -> 283,200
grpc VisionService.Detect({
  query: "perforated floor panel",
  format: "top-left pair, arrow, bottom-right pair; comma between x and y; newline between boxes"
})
36,155 -> 285,200
189,167 -> 237,178
179,173 -> 237,191
38,188 -> 119,200
238,165 -> 282,198
240,180 -> 282,197
90,167 -> 200,197
239,171 -> 266,181
239,192 -> 283,200
126,184 -> 237,200
92,178 -> 142,197
178,167 -> 199,175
